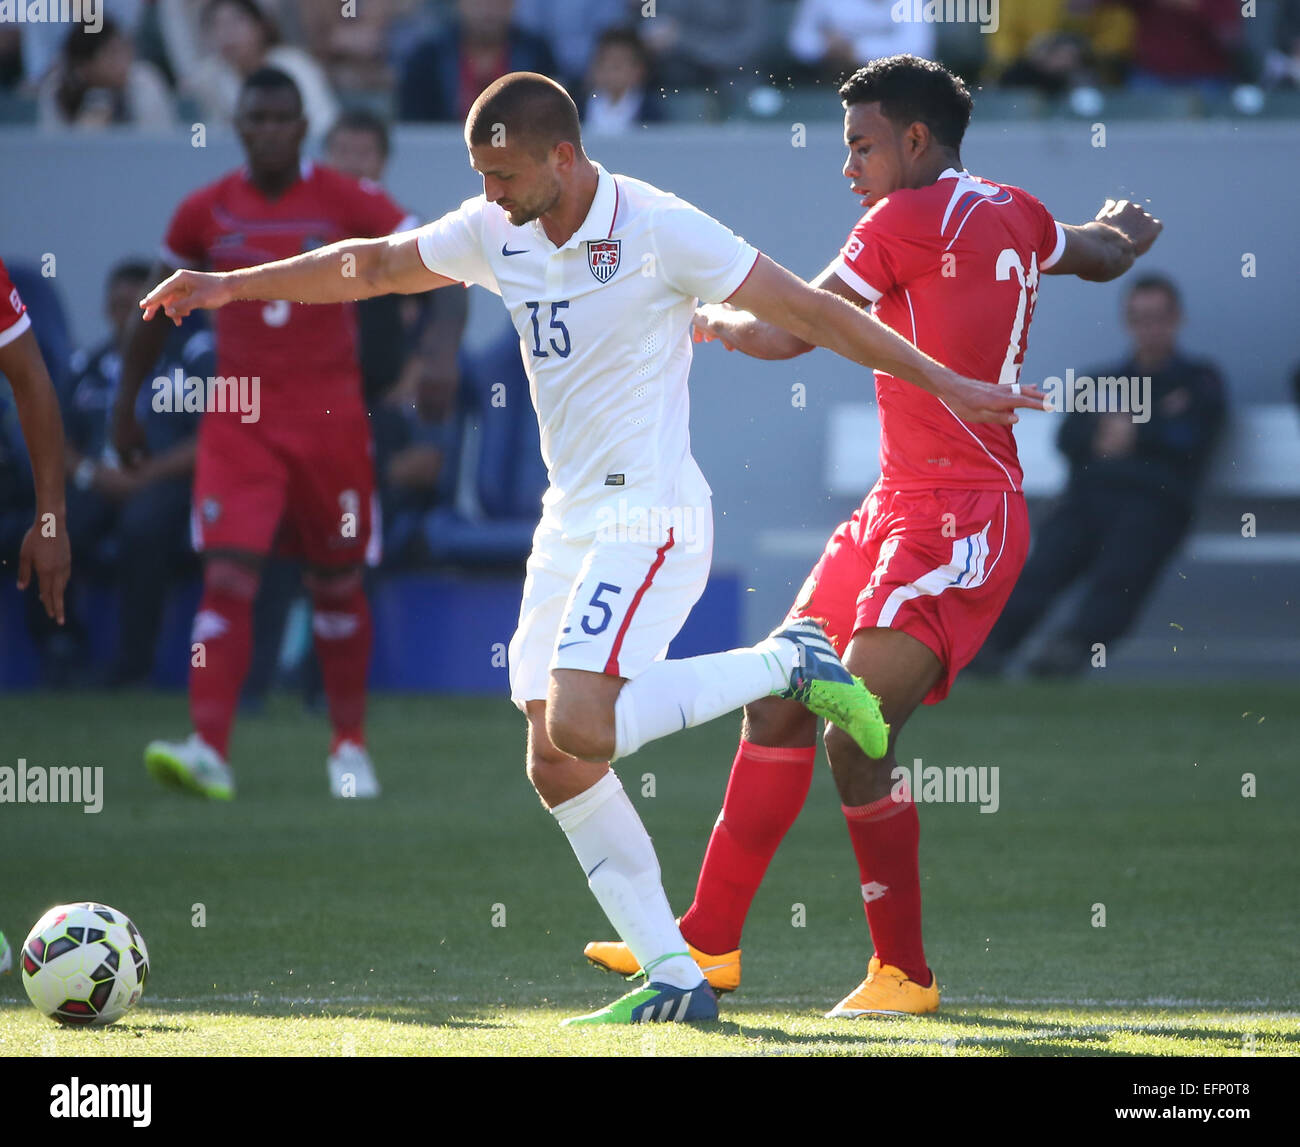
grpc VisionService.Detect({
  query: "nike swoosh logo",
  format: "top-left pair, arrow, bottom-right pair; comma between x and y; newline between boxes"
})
557,640 -> 590,650
698,962 -> 732,972
678,704 -> 687,730
501,244 -> 528,256
586,857 -> 608,878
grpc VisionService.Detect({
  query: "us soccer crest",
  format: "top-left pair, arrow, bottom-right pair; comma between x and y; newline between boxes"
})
587,239 -> 620,283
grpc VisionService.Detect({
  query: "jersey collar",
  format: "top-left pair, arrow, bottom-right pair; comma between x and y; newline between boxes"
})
542,162 -> 618,251
939,166 -> 974,181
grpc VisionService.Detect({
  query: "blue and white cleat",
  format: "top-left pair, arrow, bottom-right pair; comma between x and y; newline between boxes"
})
771,616 -> 890,759
560,980 -> 719,1026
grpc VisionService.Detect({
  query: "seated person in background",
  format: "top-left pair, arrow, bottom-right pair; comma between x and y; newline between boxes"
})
641,0 -> 767,92
295,0 -> 401,94
38,16 -> 176,131
580,27 -> 662,136
999,31 -> 1095,97
984,1 -> 1134,89
397,0 -> 555,124
1119,0 -> 1242,92
57,259 -> 209,686
973,275 -> 1226,677
788,0 -> 934,84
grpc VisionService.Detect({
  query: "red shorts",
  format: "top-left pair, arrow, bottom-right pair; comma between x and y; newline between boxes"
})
788,484 -> 1029,703
190,412 -> 379,569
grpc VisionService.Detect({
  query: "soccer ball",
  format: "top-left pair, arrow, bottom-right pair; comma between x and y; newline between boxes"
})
20,903 -> 150,1026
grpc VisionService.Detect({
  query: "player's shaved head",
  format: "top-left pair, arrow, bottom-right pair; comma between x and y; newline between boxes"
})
839,55 -> 971,151
466,72 -> 583,160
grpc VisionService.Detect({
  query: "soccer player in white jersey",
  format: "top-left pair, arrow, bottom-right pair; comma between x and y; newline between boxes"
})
140,72 -> 1042,1025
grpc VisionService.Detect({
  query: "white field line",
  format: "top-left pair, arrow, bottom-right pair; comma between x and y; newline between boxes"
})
138,992 -> 1300,1014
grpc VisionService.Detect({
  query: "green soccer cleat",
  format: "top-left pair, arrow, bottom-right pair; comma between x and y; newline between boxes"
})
561,980 -> 718,1026
145,734 -> 235,800
772,617 -> 890,759
0,929 -> 11,975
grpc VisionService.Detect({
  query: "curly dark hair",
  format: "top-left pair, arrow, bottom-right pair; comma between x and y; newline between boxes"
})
838,55 -> 972,151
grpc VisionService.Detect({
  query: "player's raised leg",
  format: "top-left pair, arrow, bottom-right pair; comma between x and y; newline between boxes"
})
526,695 -> 720,1026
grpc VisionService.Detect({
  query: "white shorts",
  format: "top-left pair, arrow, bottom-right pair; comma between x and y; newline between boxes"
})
508,510 -> 714,710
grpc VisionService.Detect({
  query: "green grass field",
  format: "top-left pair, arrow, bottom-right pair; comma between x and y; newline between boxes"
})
1,682 -> 1296,1057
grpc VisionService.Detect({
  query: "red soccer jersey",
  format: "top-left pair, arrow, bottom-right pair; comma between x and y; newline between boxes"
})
0,257 -> 32,349
833,167 -> 1065,493
161,161 -> 412,419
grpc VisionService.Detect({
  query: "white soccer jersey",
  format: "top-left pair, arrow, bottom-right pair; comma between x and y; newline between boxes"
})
415,162 -> 759,537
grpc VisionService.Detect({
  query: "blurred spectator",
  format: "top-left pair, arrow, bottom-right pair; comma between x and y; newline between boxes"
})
999,31 -> 1094,97
0,22 -> 22,89
56,260 -> 208,686
1119,0 -> 1243,92
10,0 -> 146,89
986,1 -> 1135,88
295,0 -> 403,94
788,0 -> 935,84
1263,0 -> 1300,88
159,0 -> 338,137
638,0 -> 768,93
581,26 -> 662,134
38,16 -> 176,130
397,0 -> 556,124
973,275 -> 1227,678
513,0 -> 628,88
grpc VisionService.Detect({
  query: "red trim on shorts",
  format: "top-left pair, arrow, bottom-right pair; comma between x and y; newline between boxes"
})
604,528 -> 675,676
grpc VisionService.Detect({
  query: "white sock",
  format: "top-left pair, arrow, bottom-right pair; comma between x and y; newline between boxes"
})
550,771 -> 702,990
612,637 -> 797,760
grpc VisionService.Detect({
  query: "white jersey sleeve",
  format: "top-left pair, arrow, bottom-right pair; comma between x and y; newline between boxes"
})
415,196 -> 501,295
650,200 -> 759,304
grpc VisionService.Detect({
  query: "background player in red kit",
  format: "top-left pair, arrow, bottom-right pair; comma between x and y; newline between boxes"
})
0,257 -> 71,625
585,55 -> 1163,1014
112,68 -> 416,800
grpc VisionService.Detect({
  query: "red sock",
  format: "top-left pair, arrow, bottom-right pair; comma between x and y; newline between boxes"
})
189,562 -> 258,759
308,573 -> 371,752
679,740 -> 815,954
841,792 -> 929,985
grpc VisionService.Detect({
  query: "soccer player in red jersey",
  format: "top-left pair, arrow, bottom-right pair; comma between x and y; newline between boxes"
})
0,257 -> 71,625
584,55 -> 1163,1014
111,68 -> 417,800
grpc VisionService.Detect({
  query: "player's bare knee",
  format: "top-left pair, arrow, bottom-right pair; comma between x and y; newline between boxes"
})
824,721 -> 893,796
743,695 -> 817,747
546,705 -> 614,763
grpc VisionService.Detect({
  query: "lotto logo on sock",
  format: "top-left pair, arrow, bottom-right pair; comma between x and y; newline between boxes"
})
891,757 -> 1000,814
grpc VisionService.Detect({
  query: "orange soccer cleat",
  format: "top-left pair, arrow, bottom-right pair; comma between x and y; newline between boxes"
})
826,956 -> 940,1017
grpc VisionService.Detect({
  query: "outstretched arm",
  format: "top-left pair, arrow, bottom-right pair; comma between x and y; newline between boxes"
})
1044,199 -> 1162,282
726,255 -> 1044,424
139,231 -> 456,325
693,259 -> 853,360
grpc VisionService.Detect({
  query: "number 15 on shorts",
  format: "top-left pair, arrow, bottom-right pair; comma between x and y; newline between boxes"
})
561,581 -> 623,644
